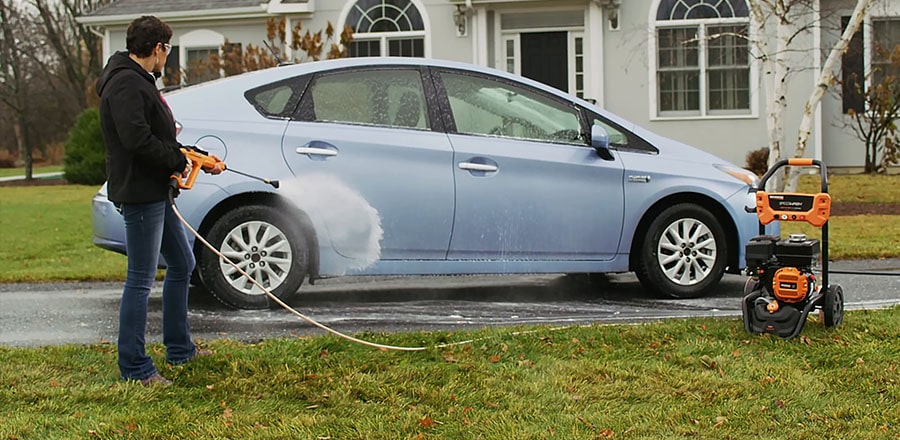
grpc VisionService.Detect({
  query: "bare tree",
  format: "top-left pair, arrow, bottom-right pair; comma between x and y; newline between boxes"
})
844,44 -> 900,173
0,0 -> 37,178
30,0 -> 113,109
748,0 -> 874,191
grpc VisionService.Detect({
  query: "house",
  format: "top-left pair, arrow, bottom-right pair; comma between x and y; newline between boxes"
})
78,0 -> 900,171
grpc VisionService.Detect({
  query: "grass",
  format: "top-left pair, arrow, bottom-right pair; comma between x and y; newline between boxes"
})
797,173 -> 900,204
0,174 -> 898,284
0,185 -> 128,282
1,309 -> 898,439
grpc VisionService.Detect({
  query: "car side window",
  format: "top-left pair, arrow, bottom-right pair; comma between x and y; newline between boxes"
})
245,75 -> 310,119
590,115 -> 659,154
296,68 -> 430,130
439,71 -> 583,145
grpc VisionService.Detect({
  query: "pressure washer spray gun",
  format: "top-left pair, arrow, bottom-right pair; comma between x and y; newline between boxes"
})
171,147 -> 279,190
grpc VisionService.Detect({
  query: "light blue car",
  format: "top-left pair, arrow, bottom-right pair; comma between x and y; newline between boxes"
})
92,57 -> 762,309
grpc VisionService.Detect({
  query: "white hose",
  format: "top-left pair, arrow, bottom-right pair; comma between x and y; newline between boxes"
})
170,200 -> 435,351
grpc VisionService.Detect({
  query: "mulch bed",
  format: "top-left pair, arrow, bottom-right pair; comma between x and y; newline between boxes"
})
2,178 -> 899,215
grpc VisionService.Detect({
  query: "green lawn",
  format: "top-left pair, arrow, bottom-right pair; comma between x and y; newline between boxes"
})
1,310 -> 897,438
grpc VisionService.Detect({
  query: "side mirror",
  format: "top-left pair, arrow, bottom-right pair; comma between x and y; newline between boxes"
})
591,124 -> 614,161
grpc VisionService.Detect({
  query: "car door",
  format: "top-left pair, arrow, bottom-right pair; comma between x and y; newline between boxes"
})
282,66 -> 454,260
434,69 -> 626,260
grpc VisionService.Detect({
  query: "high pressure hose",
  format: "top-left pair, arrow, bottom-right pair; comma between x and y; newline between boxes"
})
168,188 -> 433,351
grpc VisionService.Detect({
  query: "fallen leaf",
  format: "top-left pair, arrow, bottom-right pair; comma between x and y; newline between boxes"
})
206,384 -> 215,390
443,354 -> 458,363
774,400 -> 785,409
732,349 -> 741,357
800,335 -> 812,345
856,357 -> 865,365
419,416 -> 436,428
699,355 -> 717,369
759,376 -> 775,385
484,401 -> 499,408
598,428 -> 614,438
501,343 -> 508,353
714,416 -> 727,428
223,408 -> 233,419
489,355 -> 501,363
319,350 -> 329,359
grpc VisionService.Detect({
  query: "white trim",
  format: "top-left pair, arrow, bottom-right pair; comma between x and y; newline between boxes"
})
588,1 -> 604,106
813,0 -> 822,162
266,0 -> 314,14
75,7 -> 269,26
647,0 -> 757,120
474,6 -> 488,66
336,0 -> 431,58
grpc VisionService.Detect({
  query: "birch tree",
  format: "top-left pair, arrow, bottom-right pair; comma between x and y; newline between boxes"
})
748,0 -> 874,191
786,0 -> 874,190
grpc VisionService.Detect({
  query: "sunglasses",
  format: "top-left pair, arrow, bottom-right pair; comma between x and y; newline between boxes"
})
161,43 -> 171,51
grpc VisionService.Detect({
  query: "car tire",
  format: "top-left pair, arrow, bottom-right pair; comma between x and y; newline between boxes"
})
199,205 -> 309,309
636,203 -> 728,299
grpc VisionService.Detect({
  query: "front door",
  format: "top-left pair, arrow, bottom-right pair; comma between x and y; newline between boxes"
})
521,32 -> 568,93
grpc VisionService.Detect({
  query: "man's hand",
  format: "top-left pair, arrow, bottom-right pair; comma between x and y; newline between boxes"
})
205,155 -> 225,175
181,158 -> 192,178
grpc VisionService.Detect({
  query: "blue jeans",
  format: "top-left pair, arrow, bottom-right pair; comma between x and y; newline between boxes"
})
118,200 -> 197,380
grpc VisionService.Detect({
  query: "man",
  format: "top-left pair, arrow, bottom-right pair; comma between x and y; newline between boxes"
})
96,15 -> 219,386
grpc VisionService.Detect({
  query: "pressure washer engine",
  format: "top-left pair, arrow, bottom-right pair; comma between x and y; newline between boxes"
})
741,158 -> 844,339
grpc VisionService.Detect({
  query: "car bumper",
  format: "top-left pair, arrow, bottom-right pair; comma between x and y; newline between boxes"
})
91,185 -> 126,255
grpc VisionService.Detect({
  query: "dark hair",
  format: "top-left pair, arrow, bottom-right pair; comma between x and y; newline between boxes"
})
126,16 -> 172,58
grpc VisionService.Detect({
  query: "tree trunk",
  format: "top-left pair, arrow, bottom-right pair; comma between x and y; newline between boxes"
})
786,0 -> 874,190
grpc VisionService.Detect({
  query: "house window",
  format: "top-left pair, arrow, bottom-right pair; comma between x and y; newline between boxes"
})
654,0 -> 751,117
872,19 -> 900,86
186,48 -> 219,83
345,0 -> 426,57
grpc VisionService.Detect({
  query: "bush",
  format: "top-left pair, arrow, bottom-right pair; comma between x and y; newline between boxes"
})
63,107 -> 106,185
745,147 -> 769,177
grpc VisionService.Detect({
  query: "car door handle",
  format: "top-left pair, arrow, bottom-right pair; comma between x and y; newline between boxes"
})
296,147 -> 337,157
458,162 -> 498,172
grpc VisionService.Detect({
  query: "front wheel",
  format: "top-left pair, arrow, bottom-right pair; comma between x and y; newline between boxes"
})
635,203 -> 728,299
198,205 -> 309,309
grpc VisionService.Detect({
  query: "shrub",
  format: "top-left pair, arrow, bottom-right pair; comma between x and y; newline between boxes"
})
63,107 -> 106,185
745,147 -> 769,177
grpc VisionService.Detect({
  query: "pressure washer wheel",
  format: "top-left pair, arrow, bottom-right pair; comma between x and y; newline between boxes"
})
822,284 -> 844,327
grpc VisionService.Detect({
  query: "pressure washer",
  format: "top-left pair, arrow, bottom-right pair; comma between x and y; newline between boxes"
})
741,158 -> 844,339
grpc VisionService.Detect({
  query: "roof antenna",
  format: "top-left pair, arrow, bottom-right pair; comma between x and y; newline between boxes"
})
262,40 -> 290,66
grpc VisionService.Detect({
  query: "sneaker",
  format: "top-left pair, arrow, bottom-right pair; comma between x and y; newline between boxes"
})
139,373 -> 173,387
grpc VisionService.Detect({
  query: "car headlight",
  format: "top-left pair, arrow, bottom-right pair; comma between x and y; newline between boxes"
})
714,164 -> 760,188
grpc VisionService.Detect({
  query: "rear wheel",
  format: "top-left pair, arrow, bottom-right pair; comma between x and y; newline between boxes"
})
822,285 -> 844,327
199,205 -> 309,309
636,203 -> 728,299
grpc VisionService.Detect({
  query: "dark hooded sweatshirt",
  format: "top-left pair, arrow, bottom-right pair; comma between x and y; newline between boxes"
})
96,51 -> 186,204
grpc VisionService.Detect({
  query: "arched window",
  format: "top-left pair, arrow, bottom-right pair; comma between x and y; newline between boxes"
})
344,0 -> 426,57
653,0 -> 751,117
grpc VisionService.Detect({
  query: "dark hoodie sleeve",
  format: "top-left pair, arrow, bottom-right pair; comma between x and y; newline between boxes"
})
105,74 -> 185,173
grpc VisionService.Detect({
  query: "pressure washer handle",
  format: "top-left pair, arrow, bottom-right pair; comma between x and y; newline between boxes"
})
757,158 -> 828,193
170,147 -> 226,190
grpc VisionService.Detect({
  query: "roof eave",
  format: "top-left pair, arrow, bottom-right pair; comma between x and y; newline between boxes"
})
76,6 -> 278,26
